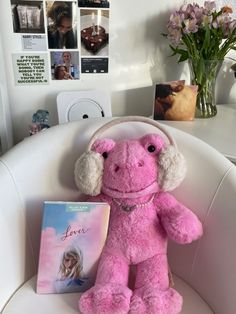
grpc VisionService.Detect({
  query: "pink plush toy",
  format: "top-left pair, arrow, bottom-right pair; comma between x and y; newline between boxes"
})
74,117 -> 203,314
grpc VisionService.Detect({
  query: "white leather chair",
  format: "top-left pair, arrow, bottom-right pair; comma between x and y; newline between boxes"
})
1,117 -> 236,314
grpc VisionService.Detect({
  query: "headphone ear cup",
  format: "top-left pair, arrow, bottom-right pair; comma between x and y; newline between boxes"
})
74,151 -> 104,196
158,145 -> 187,192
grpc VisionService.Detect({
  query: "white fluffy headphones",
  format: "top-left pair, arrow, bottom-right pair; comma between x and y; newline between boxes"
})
74,116 -> 186,197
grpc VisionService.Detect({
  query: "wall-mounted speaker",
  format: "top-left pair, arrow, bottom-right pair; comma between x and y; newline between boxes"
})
57,90 -> 112,124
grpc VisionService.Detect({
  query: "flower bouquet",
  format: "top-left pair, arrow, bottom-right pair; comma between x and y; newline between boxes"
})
165,1 -> 236,117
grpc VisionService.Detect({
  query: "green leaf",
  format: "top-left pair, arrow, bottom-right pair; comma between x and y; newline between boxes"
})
178,51 -> 189,62
201,27 -> 210,53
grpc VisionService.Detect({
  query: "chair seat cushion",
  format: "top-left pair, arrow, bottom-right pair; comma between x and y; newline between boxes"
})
3,275 -> 213,314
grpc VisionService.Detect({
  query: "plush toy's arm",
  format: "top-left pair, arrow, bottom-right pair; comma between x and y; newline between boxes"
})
156,192 -> 203,244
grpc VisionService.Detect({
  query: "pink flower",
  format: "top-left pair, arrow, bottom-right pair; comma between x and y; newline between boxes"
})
183,3 -> 200,18
183,18 -> 198,33
222,19 -> 236,37
167,28 -> 182,45
212,14 -> 231,29
168,12 -> 184,29
202,14 -> 213,27
229,20 -> 236,31
164,1 -> 236,62
191,6 -> 204,24
204,1 -> 216,14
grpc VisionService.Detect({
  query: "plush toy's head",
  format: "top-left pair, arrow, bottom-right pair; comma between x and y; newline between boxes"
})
74,117 -> 187,198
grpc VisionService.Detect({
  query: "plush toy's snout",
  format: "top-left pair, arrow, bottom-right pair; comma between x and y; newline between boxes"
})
97,137 -> 162,197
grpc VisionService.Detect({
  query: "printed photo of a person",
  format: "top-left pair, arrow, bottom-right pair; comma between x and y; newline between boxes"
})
46,1 -> 77,49
53,64 -> 74,80
51,51 -> 80,79
54,246 -> 86,293
153,81 -> 198,121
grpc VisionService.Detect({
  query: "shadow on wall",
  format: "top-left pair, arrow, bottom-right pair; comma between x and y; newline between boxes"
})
217,59 -> 236,105
109,8 -> 187,118
44,92 -> 61,125
143,10 -> 187,84
111,86 -> 155,117
110,8 -> 186,86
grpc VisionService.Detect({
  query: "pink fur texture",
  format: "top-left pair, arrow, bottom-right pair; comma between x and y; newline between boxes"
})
78,134 -> 203,314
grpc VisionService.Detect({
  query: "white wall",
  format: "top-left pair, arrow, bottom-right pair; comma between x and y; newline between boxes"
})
0,33 -> 13,153
0,0 -> 235,143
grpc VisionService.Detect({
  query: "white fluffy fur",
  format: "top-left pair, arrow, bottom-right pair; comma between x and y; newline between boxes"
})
158,145 -> 187,191
74,151 -> 104,196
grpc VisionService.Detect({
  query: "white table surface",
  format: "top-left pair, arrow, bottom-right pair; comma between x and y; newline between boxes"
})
158,105 -> 236,163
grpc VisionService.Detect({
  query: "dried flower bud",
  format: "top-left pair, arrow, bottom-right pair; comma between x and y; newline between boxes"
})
221,6 -> 233,14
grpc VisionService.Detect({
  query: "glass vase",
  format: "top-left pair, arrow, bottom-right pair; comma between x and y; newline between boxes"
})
188,59 -> 223,118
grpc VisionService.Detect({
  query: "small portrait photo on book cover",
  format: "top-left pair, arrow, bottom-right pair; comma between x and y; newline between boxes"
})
153,80 -> 198,121
54,245 -> 86,293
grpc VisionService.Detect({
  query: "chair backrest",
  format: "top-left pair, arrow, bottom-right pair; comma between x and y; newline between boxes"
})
0,117 -> 235,313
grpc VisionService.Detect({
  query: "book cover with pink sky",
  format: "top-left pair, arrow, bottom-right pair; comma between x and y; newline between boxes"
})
37,201 -> 110,294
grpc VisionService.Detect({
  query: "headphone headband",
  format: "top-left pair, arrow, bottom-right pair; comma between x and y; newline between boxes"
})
75,116 -> 186,197
87,116 -> 176,150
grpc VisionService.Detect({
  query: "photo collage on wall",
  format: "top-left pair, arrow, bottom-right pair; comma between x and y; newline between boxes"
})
10,0 -> 110,85
79,1 -> 109,73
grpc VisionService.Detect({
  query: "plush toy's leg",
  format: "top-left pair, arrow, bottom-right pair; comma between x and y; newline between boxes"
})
129,254 -> 182,314
79,250 -> 132,314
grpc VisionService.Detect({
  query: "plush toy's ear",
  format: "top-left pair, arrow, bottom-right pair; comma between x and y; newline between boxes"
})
158,145 -> 187,191
140,134 -> 166,154
74,151 -> 104,196
74,139 -> 115,196
140,133 -> 186,191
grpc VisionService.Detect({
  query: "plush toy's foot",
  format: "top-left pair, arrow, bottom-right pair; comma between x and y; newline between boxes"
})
79,283 -> 132,314
129,284 -> 182,314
